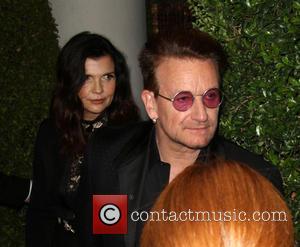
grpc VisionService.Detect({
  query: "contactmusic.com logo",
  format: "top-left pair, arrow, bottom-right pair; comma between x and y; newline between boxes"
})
93,195 -> 128,234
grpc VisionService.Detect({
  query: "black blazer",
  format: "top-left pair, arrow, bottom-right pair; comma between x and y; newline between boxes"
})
26,119 -> 76,247
0,172 -> 30,208
77,121 -> 283,247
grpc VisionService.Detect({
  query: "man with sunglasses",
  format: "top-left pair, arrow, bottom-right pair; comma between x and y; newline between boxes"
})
77,30 -> 283,247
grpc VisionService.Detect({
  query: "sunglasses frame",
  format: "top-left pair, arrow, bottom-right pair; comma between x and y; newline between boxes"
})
158,87 -> 223,111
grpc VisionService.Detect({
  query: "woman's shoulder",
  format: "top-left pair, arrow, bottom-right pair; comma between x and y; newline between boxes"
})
36,118 -> 58,142
37,118 -> 55,132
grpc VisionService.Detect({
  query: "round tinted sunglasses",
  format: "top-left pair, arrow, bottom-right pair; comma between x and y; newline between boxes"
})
158,88 -> 223,112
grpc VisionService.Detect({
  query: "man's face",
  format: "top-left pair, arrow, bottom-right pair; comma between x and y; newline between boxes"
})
143,57 -> 220,150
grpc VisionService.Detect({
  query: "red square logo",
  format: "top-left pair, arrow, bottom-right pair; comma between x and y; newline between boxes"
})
93,195 -> 128,234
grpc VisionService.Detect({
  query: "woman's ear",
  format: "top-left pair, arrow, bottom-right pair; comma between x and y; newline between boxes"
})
141,90 -> 158,121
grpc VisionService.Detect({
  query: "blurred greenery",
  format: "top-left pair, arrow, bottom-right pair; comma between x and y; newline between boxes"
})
188,0 -> 299,243
0,0 -> 59,245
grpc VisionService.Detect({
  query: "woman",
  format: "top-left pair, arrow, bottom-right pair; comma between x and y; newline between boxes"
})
26,31 -> 140,246
141,159 -> 294,247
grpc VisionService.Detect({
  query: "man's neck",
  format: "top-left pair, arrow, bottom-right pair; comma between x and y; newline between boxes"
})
156,136 -> 200,182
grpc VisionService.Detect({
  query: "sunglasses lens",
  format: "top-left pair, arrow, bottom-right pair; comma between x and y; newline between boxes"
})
173,91 -> 194,111
203,88 -> 222,108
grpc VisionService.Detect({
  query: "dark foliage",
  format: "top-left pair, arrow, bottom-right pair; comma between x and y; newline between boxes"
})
0,0 -> 59,245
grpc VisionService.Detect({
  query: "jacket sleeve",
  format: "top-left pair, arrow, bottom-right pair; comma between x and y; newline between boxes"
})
26,119 -> 58,247
0,172 -> 30,208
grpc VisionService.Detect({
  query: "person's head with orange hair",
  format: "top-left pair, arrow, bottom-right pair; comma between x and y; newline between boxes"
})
140,159 -> 294,247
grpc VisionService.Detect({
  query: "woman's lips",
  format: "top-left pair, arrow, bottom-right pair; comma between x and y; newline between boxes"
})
90,99 -> 105,104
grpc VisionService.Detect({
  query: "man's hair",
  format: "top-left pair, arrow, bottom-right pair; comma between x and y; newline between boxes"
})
138,29 -> 227,94
141,159 -> 294,247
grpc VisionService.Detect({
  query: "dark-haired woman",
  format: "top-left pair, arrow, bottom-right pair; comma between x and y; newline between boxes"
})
26,32 -> 140,247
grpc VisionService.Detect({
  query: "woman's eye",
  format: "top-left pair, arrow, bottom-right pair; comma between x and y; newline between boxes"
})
102,73 -> 115,81
84,75 -> 93,83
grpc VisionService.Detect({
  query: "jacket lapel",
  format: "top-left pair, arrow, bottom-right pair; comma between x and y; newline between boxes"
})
114,131 -> 152,247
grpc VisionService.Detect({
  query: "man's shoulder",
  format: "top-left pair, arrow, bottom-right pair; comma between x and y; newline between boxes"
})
212,136 -> 283,193
213,136 -> 273,169
86,121 -> 153,175
90,120 -> 153,151
214,137 -> 265,163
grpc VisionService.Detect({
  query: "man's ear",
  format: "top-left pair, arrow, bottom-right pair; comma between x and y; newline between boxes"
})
141,90 -> 158,120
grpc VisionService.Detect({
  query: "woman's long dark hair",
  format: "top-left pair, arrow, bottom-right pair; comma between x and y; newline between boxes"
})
50,31 -> 140,158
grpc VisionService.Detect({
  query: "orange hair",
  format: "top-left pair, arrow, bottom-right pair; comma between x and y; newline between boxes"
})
140,159 -> 294,247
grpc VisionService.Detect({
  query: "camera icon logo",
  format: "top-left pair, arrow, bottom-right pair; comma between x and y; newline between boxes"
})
93,195 -> 128,234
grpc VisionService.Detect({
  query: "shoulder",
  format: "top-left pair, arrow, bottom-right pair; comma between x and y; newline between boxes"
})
86,121 -> 153,164
212,136 -> 284,193
34,118 -> 59,149
90,120 -> 153,147
212,136 -> 273,170
36,118 -> 56,137
213,136 -> 267,166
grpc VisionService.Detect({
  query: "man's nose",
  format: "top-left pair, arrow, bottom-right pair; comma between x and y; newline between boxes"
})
190,96 -> 208,122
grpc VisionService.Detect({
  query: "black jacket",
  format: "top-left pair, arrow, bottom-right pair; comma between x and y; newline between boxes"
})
26,119 -> 77,247
77,121 -> 283,247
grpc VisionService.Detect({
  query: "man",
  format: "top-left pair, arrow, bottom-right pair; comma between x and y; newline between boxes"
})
0,172 -> 31,208
77,30 -> 283,247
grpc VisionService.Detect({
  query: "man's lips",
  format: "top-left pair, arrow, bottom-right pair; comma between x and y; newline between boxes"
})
185,125 -> 209,129
185,126 -> 210,131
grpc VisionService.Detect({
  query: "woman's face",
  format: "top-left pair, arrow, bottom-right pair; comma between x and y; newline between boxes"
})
78,56 -> 116,121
